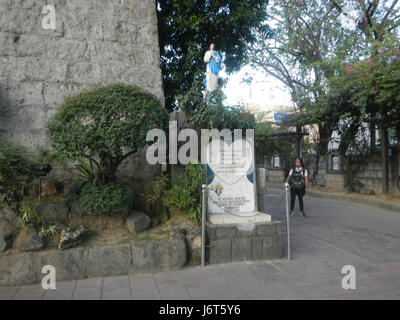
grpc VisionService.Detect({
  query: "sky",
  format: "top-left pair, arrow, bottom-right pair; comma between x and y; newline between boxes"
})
222,65 -> 294,110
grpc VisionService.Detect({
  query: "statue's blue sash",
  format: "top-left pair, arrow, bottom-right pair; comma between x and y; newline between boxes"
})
210,51 -> 222,75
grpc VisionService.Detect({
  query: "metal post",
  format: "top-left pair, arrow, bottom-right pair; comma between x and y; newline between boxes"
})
201,184 -> 207,267
285,183 -> 291,260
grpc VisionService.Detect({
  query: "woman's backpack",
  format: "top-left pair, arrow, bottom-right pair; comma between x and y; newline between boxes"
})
289,168 -> 306,190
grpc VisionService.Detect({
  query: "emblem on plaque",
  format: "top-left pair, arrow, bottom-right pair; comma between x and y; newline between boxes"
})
213,183 -> 224,197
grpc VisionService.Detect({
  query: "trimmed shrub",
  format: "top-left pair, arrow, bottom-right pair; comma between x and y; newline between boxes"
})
46,83 -> 169,184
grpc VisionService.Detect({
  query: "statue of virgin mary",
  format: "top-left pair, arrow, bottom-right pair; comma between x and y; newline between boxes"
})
203,43 -> 222,97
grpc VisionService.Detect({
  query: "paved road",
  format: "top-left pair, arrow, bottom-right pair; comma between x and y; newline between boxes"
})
1,189 -> 400,300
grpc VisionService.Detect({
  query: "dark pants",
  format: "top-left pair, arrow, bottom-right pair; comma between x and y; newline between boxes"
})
290,188 -> 305,211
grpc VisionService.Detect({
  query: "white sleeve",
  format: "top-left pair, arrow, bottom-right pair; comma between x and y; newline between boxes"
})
289,169 -> 293,176
204,51 -> 211,63
304,169 -> 308,177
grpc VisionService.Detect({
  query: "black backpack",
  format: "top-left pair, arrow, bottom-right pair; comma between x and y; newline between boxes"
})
289,167 -> 306,190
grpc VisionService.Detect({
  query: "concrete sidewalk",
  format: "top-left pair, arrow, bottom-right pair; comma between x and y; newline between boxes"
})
1,190 -> 400,300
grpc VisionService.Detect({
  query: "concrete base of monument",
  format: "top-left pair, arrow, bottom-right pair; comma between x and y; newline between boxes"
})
205,218 -> 283,265
207,211 -> 272,224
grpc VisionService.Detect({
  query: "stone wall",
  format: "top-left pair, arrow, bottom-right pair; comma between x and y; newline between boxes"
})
0,235 -> 187,286
307,155 -> 327,187
267,169 -> 286,184
0,0 -> 164,149
293,153 -> 400,195
325,173 -> 345,192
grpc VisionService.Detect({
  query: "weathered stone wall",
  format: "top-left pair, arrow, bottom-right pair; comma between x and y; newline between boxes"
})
309,154 -> 400,195
0,232 -> 187,287
325,173 -> 345,192
0,0 -> 164,149
267,169 -> 286,184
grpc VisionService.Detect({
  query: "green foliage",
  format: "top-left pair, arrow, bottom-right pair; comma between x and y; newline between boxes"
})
74,159 -> 99,188
38,225 -> 59,240
20,202 -> 44,232
163,163 -> 203,222
321,40 -> 400,129
255,116 -> 293,163
157,0 -> 271,110
177,76 -> 256,131
0,140 -> 33,207
20,198 -> 59,236
146,172 -> 169,208
46,83 -> 169,184
33,146 -> 65,164
79,183 -> 129,216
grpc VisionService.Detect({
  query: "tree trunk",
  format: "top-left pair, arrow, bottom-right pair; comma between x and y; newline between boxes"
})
370,123 -> 376,153
338,122 -> 359,158
318,123 -> 330,155
380,128 -> 390,195
296,125 -> 302,159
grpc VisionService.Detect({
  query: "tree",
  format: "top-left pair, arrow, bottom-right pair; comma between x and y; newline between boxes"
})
329,0 -> 400,194
248,0 -> 399,193
249,0 -> 361,147
156,0 -> 271,110
247,0 -> 360,177
320,39 -> 400,193
46,84 -> 169,184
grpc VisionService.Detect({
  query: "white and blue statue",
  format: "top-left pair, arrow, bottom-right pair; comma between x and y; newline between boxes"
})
203,43 -> 222,97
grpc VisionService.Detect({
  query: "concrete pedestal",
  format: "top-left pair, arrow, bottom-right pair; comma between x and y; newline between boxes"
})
205,219 -> 283,265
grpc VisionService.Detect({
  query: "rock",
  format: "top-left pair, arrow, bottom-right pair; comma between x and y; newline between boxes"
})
150,217 -> 160,228
159,211 -> 169,224
19,233 -> 43,252
192,235 -> 202,250
58,226 -> 88,250
126,211 -> 151,233
149,209 -> 170,228
0,207 -> 22,235
0,233 -> 13,252
35,201 -> 69,225
123,184 -> 135,211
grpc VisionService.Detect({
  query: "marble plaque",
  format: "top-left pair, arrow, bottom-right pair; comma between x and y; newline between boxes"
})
206,138 -> 257,216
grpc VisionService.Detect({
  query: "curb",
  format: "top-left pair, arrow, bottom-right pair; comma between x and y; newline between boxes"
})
266,184 -> 400,215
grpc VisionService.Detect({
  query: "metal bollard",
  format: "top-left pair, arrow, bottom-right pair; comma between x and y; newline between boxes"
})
285,183 -> 291,260
201,184 -> 207,267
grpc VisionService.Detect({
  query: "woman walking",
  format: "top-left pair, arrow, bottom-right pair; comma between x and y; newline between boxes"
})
286,158 -> 309,217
